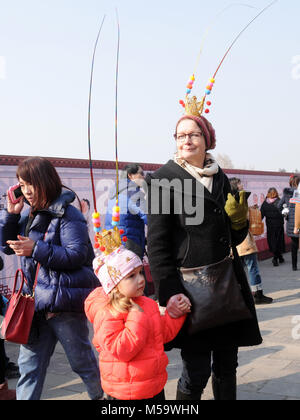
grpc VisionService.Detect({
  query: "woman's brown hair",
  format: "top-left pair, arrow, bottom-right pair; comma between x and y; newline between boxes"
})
16,157 -> 62,211
290,175 -> 300,188
267,188 -> 279,199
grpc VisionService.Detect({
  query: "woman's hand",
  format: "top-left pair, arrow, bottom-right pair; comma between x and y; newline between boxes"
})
6,235 -> 35,257
6,191 -> 24,214
166,294 -> 191,318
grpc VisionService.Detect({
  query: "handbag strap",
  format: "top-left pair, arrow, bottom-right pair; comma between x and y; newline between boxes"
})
12,269 -> 26,298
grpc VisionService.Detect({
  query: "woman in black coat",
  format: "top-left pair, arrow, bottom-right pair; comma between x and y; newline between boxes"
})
146,114 -> 262,400
260,188 -> 285,267
278,175 -> 300,271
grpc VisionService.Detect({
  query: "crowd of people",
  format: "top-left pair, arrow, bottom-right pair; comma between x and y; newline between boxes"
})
0,140 -> 299,400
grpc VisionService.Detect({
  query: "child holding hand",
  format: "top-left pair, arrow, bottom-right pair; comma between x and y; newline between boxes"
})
85,246 -> 190,401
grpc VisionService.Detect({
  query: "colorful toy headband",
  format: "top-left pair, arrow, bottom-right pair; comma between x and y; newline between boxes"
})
179,0 -> 278,118
87,11 -> 128,254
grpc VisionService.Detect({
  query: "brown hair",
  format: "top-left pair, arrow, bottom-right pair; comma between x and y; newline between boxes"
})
290,175 -> 300,188
229,177 -> 242,195
267,188 -> 279,199
16,157 -> 62,211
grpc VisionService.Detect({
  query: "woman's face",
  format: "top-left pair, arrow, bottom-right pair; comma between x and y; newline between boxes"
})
238,182 -> 244,191
176,119 -> 206,168
18,177 -> 35,207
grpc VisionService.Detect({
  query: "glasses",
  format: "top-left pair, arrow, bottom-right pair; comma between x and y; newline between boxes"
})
174,132 -> 203,143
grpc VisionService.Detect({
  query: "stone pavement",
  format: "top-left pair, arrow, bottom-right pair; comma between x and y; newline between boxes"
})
5,252 -> 300,400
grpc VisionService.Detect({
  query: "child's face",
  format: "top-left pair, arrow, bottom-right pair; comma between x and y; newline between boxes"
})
117,266 -> 145,298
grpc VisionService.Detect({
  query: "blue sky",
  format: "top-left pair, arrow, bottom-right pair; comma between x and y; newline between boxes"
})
0,0 -> 299,172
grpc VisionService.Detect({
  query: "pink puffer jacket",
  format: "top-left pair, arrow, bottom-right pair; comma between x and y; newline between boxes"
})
84,287 -> 186,400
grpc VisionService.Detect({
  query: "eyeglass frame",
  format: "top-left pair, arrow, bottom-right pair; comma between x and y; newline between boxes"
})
173,131 -> 204,143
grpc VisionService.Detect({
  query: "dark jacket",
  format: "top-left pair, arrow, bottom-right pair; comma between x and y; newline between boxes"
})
0,255 -> 4,314
105,179 -> 147,254
0,190 -> 99,313
278,188 -> 298,237
260,199 -> 285,255
146,160 -> 262,351
0,255 -> 3,313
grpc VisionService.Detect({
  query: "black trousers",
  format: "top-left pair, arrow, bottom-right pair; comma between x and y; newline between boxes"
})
178,346 -> 238,395
291,237 -> 299,268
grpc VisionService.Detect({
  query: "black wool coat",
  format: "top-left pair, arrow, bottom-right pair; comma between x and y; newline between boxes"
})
278,188 -> 298,238
260,199 -> 285,255
146,160 -> 262,351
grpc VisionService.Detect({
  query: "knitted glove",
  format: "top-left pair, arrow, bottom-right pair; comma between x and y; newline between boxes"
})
225,191 -> 248,231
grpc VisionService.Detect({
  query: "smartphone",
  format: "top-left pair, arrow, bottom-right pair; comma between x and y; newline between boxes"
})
8,184 -> 23,204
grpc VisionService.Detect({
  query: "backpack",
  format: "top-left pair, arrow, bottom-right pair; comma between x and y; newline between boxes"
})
249,207 -> 264,236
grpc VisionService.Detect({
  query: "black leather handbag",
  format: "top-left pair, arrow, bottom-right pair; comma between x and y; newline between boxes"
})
179,250 -> 252,335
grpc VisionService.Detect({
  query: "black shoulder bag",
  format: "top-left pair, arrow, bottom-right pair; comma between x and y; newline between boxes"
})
179,235 -> 252,335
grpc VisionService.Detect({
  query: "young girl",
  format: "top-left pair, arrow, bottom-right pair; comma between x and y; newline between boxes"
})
85,246 -> 190,400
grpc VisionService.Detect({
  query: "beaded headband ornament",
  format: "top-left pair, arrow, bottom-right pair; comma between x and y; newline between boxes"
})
179,0 -> 278,118
87,11 -> 128,255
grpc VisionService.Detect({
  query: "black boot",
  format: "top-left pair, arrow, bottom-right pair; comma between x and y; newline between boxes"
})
176,387 -> 202,400
252,290 -> 273,305
292,253 -> 297,271
278,255 -> 285,264
212,374 -> 237,400
272,257 -> 279,267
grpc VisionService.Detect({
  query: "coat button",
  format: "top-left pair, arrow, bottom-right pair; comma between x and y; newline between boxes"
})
214,208 -> 222,215
219,237 -> 228,244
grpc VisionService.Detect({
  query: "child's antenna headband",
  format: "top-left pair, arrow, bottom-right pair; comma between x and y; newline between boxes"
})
88,15 -> 106,214
114,9 -> 120,207
89,10 -> 127,252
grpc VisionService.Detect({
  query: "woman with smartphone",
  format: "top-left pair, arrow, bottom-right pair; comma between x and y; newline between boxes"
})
0,157 -> 103,400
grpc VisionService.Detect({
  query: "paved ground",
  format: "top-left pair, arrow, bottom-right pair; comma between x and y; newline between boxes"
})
5,252 -> 300,400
